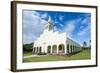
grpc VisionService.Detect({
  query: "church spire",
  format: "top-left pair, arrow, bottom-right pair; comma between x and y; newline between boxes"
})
48,16 -> 51,22
44,16 -> 54,31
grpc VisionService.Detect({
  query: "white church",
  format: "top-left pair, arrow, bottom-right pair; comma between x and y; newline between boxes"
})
32,17 -> 82,55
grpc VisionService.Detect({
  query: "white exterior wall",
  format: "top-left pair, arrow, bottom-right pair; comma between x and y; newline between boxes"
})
33,19 -> 82,55
33,29 -> 82,55
66,38 -> 82,53
34,30 -> 67,53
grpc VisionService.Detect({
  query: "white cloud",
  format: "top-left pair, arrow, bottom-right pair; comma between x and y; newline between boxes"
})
62,18 -> 83,38
59,15 -> 64,21
81,17 -> 90,25
54,16 -> 64,27
54,20 -> 58,24
77,16 -> 91,36
59,24 -> 63,27
23,10 -> 48,44
54,16 -> 58,23
41,13 -> 48,19
63,20 -> 76,35
77,26 -> 90,36
23,11 -> 40,18
79,26 -> 84,29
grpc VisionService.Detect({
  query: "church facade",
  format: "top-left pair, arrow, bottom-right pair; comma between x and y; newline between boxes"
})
32,17 -> 82,55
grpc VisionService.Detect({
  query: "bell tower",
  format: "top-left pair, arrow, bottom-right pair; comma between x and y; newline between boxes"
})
44,16 -> 54,31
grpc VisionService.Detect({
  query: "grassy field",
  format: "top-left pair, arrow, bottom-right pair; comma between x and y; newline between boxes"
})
23,52 -> 32,56
23,49 -> 91,63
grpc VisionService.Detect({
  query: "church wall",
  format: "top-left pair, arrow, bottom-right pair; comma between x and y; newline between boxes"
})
66,38 -> 82,53
33,31 -> 67,54
33,19 -> 82,55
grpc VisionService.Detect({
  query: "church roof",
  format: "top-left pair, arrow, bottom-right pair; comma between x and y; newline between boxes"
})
67,37 -> 81,47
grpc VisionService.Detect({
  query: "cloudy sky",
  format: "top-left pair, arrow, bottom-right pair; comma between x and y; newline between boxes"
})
22,10 -> 91,45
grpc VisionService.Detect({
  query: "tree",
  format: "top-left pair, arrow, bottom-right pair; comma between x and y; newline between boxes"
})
23,43 -> 34,52
83,41 -> 87,47
89,40 -> 91,49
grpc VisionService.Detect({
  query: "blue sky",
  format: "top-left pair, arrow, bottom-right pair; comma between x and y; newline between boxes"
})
22,10 -> 91,46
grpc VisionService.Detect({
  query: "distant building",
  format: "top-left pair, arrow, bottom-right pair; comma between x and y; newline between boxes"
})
32,17 -> 81,55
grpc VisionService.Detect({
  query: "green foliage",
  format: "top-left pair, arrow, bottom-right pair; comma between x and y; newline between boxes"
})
23,43 -> 33,52
82,47 -> 90,50
83,41 -> 87,47
37,52 -> 47,55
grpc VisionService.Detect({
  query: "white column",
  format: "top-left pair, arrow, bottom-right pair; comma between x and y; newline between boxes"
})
38,47 -> 40,53
66,44 -> 68,54
57,45 -> 59,54
43,46 -> 45,53
43,43 -> 46,53
35,47 -> 37,54
51,47 -> 52,54
44,46 -> 47,53
69,45 -> 71,54
41,46 -> 43,53
72,46 -> 73,53
64,44 -> 67,54
32,48 -> 34,54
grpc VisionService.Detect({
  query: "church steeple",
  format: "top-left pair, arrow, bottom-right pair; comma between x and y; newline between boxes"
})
44,16 -> 54,31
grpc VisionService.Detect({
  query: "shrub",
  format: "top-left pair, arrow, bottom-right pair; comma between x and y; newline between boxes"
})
37,52 -> 47,55
23,43 -> 33,52
82,47 -> 90,50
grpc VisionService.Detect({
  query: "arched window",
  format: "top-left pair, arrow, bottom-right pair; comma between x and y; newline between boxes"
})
52,45 -> 57,53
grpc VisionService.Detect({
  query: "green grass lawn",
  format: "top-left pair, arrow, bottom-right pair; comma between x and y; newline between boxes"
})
23,49 -> 91,63
23,52 -> 32,56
